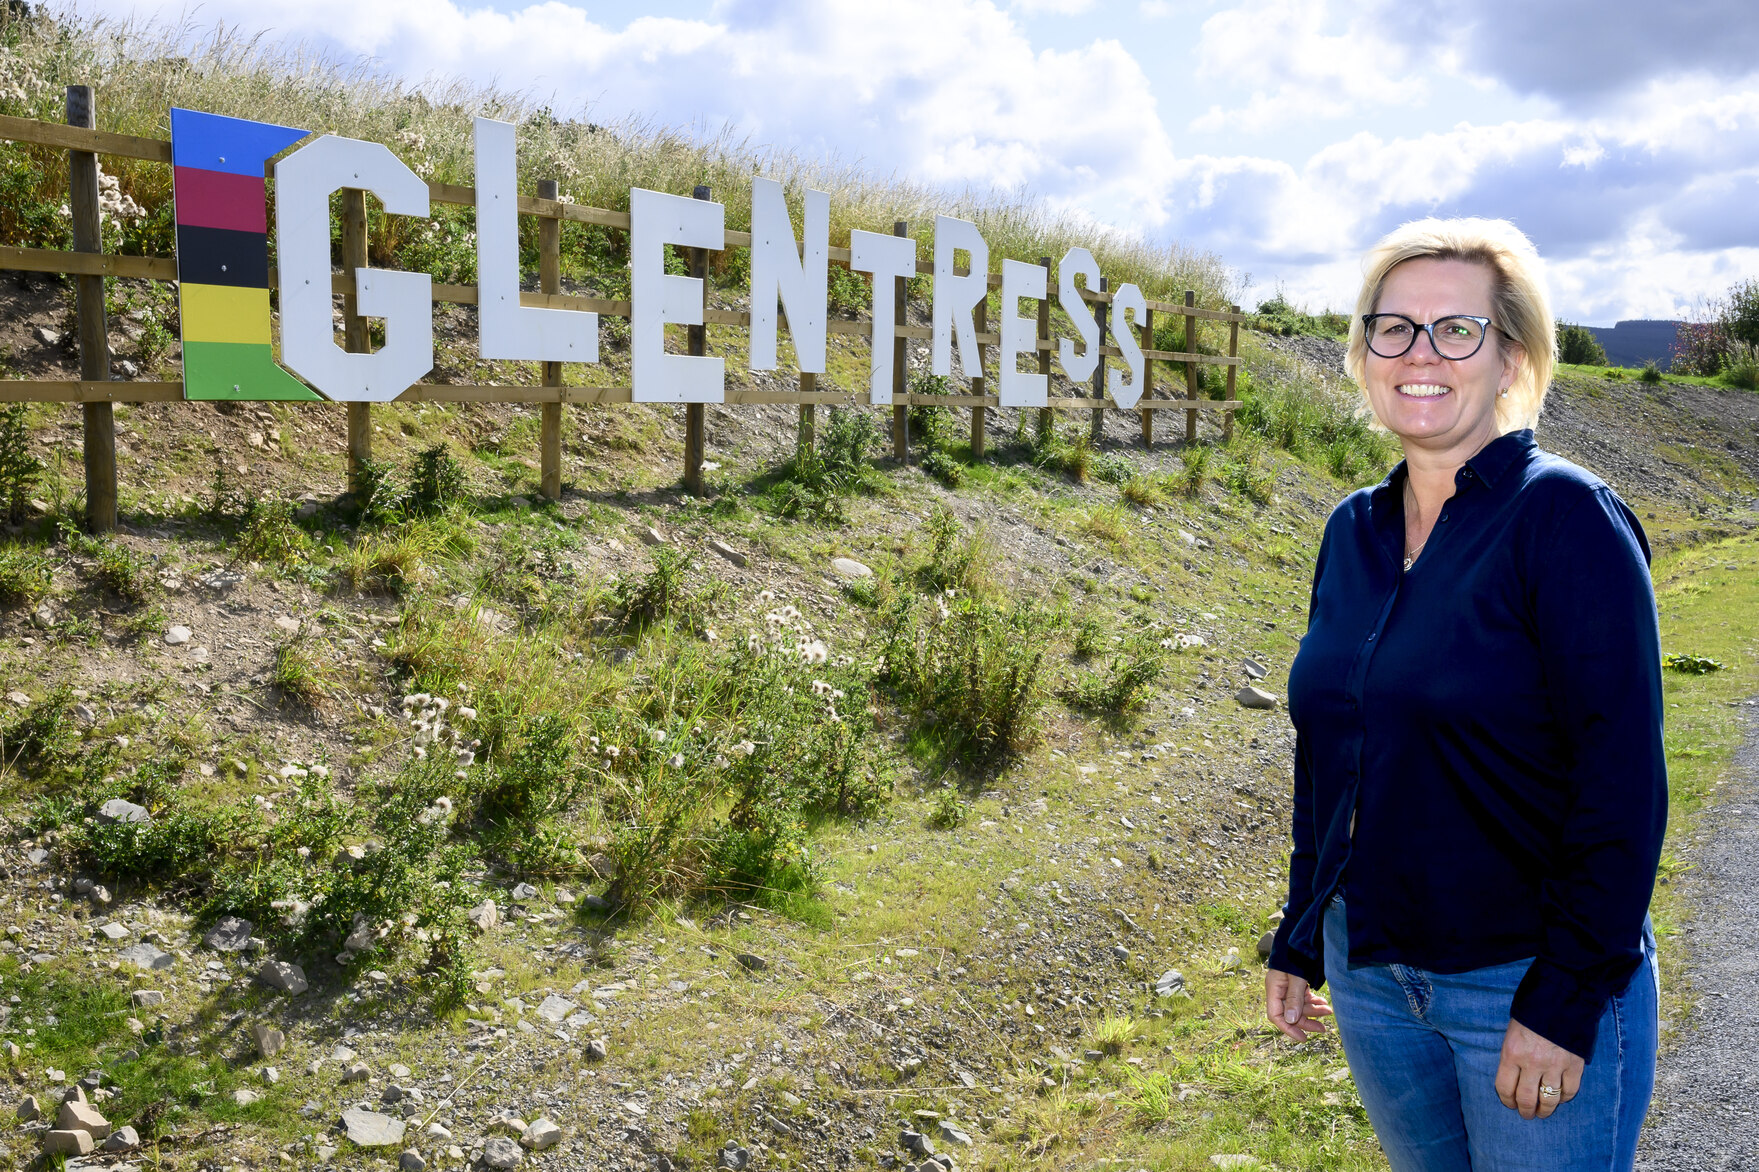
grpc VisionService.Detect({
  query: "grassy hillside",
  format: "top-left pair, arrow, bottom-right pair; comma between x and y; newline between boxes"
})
0,9 -> 1758,1172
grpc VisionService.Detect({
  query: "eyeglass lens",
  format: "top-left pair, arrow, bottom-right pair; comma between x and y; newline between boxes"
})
1367,315 -> 1485,359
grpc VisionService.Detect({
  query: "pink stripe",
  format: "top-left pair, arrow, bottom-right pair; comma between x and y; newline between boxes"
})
174,167 -> 267,234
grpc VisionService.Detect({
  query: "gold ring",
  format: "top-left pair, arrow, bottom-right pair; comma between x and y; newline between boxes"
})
1538,1083 -> 1560,1098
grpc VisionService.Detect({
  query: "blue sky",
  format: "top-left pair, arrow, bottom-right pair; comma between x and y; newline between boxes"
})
83,0 -> 1759,324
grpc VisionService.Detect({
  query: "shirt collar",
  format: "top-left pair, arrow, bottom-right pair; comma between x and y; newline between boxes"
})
1375,427 -> 1536,497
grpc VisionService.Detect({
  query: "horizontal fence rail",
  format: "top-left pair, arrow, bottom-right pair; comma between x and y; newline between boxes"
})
0,100 -> 1249,529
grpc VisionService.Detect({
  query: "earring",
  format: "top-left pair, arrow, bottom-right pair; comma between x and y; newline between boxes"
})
1498,389 -> 1509,398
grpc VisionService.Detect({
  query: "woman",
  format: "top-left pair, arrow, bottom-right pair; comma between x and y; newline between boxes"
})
1262,217 -> 1666,1171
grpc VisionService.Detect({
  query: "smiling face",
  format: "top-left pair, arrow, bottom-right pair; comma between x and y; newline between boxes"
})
1363,257 -> 1524,460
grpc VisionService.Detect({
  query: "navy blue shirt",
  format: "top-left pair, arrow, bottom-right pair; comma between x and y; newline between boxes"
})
1267,428 -> 1667,1062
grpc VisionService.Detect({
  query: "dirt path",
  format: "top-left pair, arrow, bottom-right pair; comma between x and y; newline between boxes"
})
1637,701 -> 1759,1170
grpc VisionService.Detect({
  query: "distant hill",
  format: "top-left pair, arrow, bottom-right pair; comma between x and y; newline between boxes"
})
1583,320 -> 1684,369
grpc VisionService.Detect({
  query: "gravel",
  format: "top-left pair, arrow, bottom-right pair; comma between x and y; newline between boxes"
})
1637,704 -> 1759,1169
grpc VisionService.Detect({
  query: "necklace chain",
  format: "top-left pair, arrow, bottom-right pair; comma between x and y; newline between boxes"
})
1403,480 -> 1426,571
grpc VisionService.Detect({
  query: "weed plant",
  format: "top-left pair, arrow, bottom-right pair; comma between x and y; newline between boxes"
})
1063,637 -> 1168,716
0,404 -> 42,522
1641,361 -> 1664,384
236,497 -> 306,565
0,544 -> 51,605
876,593 -> 1048,769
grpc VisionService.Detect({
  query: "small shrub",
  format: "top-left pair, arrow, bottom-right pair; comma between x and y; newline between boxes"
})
0,545 -> 52,605
411,443 -> 467,512
2,686 -> 85,778
0,404 -> 43,523
237,497 -> 306,565
876,595 -> 1047,769
918,505 -> 994,597
206,455 -> 248,522
353,456 -> 410,525
616,547 -> 702,631
1640,361 -> 1663,385
1604,368 -> 1626,380
1072,614 -> 1106,659
922,449 -> 964,488
1063,639 -> 1167,715
928,785 -> 967,830
1093,1014 -> 1138,1055
75,536 -> 152,605
821,408 -> 881,477
1556,322 -> 1607,366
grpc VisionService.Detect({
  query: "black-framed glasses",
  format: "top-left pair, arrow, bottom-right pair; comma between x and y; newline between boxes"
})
1362,313 -> 1496,360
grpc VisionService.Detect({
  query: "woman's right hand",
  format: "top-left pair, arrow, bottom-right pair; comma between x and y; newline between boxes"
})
1265,968 -> 1334,1043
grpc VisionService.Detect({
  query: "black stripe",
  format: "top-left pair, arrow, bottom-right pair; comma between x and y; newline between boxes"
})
175,224 -> 269,289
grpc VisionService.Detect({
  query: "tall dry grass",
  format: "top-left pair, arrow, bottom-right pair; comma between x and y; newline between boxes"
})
0,7 -> 1237,306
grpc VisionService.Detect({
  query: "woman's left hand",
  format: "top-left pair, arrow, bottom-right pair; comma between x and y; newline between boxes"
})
1495,1018 -> 1585,1120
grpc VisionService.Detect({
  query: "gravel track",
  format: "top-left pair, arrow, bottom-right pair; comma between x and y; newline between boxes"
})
1637,701 -> 1759,1170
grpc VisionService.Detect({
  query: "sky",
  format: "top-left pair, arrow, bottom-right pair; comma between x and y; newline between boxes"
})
79,0 -> 1759,325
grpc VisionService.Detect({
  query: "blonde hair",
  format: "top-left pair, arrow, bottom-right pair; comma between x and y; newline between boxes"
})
1345,217 -> 1555,433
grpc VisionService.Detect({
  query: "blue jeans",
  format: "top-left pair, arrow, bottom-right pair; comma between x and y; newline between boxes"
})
1323,894 -> 1658,1171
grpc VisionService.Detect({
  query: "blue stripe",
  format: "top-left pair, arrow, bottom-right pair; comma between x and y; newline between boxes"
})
170,108 -> 308,177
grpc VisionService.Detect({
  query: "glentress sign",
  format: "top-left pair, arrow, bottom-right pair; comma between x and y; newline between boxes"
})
170,108 -> 1155,410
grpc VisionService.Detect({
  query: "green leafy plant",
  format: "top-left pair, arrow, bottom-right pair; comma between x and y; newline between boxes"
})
411,443 -> 467,512
237,497 -> 307,565
1557,322 -> 1608,366
0,404 -> 43,523
1640,361 -> 1664,385
928,784 -> 967,829
353,456 -> 410,525
1663,653 -> 1723,674
0,545 -> 52,605
1063,638 -> 1168,715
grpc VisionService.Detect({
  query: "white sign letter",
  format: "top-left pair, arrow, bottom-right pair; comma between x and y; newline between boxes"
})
999,259 -> 1047,408
1107,283 -> 1148,409
931,214 -> 988,380
630,187 -> 725,403
474,117 -> 597,363
276,136 -> 433,402
749,177 -> 828,374
1058,247 -> 1101,383
850,229 -> 916,405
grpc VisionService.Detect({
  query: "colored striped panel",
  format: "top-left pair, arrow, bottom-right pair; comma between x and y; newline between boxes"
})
173,166 -> 266,234
182,340 -> 320,402
179,283 -> 271,346
170,108 -> 308,178
174,224 -> 269,289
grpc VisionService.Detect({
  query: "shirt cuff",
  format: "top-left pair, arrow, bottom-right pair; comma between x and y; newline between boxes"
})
1510,958 -> 1614,1064
1267,918 -> 1326,989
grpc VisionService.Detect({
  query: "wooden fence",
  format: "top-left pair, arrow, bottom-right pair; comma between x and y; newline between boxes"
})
0,88 -> 1246,530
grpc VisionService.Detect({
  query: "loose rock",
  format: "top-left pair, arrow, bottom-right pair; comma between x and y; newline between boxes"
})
257,959 -> 308,994
163,625 -> 192,646
102,1124 -> 140,1151
830,557 -> 872,578
468,899 -> 499,931
43,1129 -> 94,1156
483,1135 -> 525,1168
252,1024 -> 286,1058
1234,685 -> 1278,710
116,944 -> 173,971
17,1095 -> 39,1122
56,1099 -> 111,1138
341,1107 -> 407,1147
400,1149 -> 428,1171
96,799 -> 151,826
204,916 -> 254,952
708,540 -> 748,568
521,1118 -> 563,1150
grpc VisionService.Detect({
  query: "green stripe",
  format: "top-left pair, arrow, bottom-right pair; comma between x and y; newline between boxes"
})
182,341 -> 321,402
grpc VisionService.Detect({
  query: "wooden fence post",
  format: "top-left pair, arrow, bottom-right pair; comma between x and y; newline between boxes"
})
1183,289 -> 1198,445
798,371 -> 816,455
66,85 -> 115,533
341,188 -> 372,488
1140,305 -> 1155,447
1224,303 -> 1240,444
538,178 -> 564,499
1089,276 -> 1108,444
1035,255 -> 1053,441
969,296 -> 986,458
891,220 -> 910,463
683,184 -> 711,494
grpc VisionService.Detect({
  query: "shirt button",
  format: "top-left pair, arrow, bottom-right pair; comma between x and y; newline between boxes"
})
1366,633 -> 1376,641
1439,514 -> 1448,522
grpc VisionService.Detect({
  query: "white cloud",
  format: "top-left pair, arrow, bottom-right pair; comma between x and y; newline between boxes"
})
1187,0 -> 1438,133
1010,0 -> 1097,13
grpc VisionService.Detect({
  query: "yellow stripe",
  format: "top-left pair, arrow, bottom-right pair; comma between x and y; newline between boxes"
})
179,283 -> 271,346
